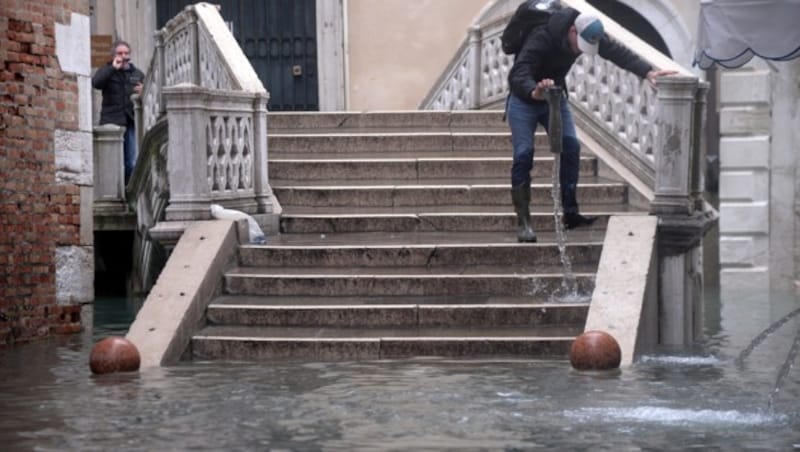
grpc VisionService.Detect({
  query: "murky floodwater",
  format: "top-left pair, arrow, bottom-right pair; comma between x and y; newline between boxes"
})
1,289 -> 799,451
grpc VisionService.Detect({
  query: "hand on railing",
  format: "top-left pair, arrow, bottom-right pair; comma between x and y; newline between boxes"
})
645,69 -> 679,88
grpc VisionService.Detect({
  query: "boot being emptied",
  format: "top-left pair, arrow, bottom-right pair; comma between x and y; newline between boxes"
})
511,184 -> 537,242
563,212 -> 597,230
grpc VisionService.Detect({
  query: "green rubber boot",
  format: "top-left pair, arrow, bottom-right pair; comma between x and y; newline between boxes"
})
511,184 -> 537,243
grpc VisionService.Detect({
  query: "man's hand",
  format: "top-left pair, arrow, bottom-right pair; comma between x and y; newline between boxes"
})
112,56 -> 124,70
133,83 -> 143,95
531,79 -> 555,101
646,69 -> 678,88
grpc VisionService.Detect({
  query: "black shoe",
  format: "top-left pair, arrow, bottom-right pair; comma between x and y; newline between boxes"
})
563,213 -> 597,230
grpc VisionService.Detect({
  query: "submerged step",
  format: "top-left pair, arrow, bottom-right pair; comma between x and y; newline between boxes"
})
191,325 -> 578,361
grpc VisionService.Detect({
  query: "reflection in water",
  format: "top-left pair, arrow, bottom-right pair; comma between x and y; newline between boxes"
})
0,291 -> 798,450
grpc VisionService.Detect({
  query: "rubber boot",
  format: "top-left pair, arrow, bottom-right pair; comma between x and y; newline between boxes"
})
511,184 -> 537,242
563,212 -> 597,230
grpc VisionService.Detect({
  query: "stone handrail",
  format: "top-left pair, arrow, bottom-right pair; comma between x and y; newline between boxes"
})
420,0 -> 694,189
125,2 -> 279,292
128,118 -> 169,292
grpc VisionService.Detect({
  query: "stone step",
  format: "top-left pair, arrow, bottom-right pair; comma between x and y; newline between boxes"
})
223,266 -> 595,297
277,206 -> 641,234
209,294 -> 571,306
269,153 -> 588,180
238,239 -> 602,268
268,131 -> 522,154
206,296 -> 588,328
272,179 -> 627,208
191,325 -> 579,360
259,230 -> 602,246
267,110 -> 508,131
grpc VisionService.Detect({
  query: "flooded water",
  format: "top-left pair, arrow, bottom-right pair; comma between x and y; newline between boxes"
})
1,289 -> 799,451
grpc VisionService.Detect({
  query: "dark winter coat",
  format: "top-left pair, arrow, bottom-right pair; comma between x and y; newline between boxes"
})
508,7 -> 652,103
92,62 -> 145,127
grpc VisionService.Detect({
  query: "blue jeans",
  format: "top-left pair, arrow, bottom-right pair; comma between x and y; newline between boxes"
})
123,125 -> 137,182
506,93 -> 582,215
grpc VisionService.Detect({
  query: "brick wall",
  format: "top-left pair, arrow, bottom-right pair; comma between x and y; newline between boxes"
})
0,0 -> 90,345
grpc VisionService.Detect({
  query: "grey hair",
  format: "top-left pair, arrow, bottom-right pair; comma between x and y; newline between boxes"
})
110,40 -> 131,56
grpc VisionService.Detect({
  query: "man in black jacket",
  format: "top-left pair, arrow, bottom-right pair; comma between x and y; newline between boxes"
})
507,9 -> 674,242
92,40 -> 145,183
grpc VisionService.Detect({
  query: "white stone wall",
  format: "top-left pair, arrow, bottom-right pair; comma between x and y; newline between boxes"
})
54,12 -> 94,304
718,60 -> 800,291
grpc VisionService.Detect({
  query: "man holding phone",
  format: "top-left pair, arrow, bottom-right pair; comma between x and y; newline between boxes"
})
92,40 -> 145,183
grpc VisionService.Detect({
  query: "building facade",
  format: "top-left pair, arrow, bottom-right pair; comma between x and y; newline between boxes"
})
1,0 -> 94,345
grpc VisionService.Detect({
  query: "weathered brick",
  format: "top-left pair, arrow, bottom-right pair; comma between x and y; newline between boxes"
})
1,1 -> 90,345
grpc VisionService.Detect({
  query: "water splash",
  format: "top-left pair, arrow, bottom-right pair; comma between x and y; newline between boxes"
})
733,305 -> 800,410
545,86 -> 589,304
563,406 -> 786,427
768,325 -> 800,410
547,151 -> 588,304
736,306 -> 800,365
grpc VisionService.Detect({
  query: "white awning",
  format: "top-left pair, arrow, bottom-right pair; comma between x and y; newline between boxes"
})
694,0 -> 800,69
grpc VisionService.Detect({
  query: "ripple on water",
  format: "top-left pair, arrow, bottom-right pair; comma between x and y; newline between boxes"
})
639,355 -> 724,366
563,406 -> 788,427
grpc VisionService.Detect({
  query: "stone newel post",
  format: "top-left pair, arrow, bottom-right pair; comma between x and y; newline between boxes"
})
652,76 -> 698,215
651,76 -> 718,346
161,84 -> 212,221
93,124 -> 126,211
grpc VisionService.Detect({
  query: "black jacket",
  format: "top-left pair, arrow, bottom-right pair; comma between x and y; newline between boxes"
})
508,7 -> 652,103
92,62 -> 145,127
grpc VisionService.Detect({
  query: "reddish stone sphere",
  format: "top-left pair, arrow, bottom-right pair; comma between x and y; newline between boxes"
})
89,337 -> 141,374
570,330 -> 621,371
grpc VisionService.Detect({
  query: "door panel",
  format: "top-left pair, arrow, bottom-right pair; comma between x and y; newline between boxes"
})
157,0 -> 318,111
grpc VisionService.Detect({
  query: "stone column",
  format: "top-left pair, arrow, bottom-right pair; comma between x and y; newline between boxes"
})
93,124 -> 126,211
651,76 -> 717,346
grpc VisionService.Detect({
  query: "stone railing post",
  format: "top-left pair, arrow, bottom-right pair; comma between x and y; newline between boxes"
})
252,92 -> 271,208
691,81 -> 710,211
93,124 -> 126,211
651,76 -> 698,216
467,26 -> 482,109
155,30 -> 166,116
162,84 -> 212,221
651,76 -> 717,346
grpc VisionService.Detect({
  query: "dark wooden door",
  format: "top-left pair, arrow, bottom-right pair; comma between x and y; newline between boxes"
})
157,0 -> 318,111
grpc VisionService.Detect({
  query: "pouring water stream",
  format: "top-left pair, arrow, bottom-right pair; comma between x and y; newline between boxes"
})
545,86 -> 586,303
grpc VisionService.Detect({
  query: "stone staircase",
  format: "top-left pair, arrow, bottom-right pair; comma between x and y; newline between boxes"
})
190,111 -> 639,361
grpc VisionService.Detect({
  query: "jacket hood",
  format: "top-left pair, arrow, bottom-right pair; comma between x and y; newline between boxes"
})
547,7 -> 580,46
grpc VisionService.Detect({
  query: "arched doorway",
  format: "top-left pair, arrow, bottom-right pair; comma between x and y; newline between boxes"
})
587,0 -> 670,57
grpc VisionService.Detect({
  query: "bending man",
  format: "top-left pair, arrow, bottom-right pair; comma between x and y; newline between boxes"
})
507,9 -> 675,242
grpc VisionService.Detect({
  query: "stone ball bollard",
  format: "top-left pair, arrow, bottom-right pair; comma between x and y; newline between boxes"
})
570,330 -> 621,371
89,336 -> 141,374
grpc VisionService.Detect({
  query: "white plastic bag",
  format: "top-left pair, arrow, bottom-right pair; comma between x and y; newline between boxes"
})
210,204 -> 267,244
